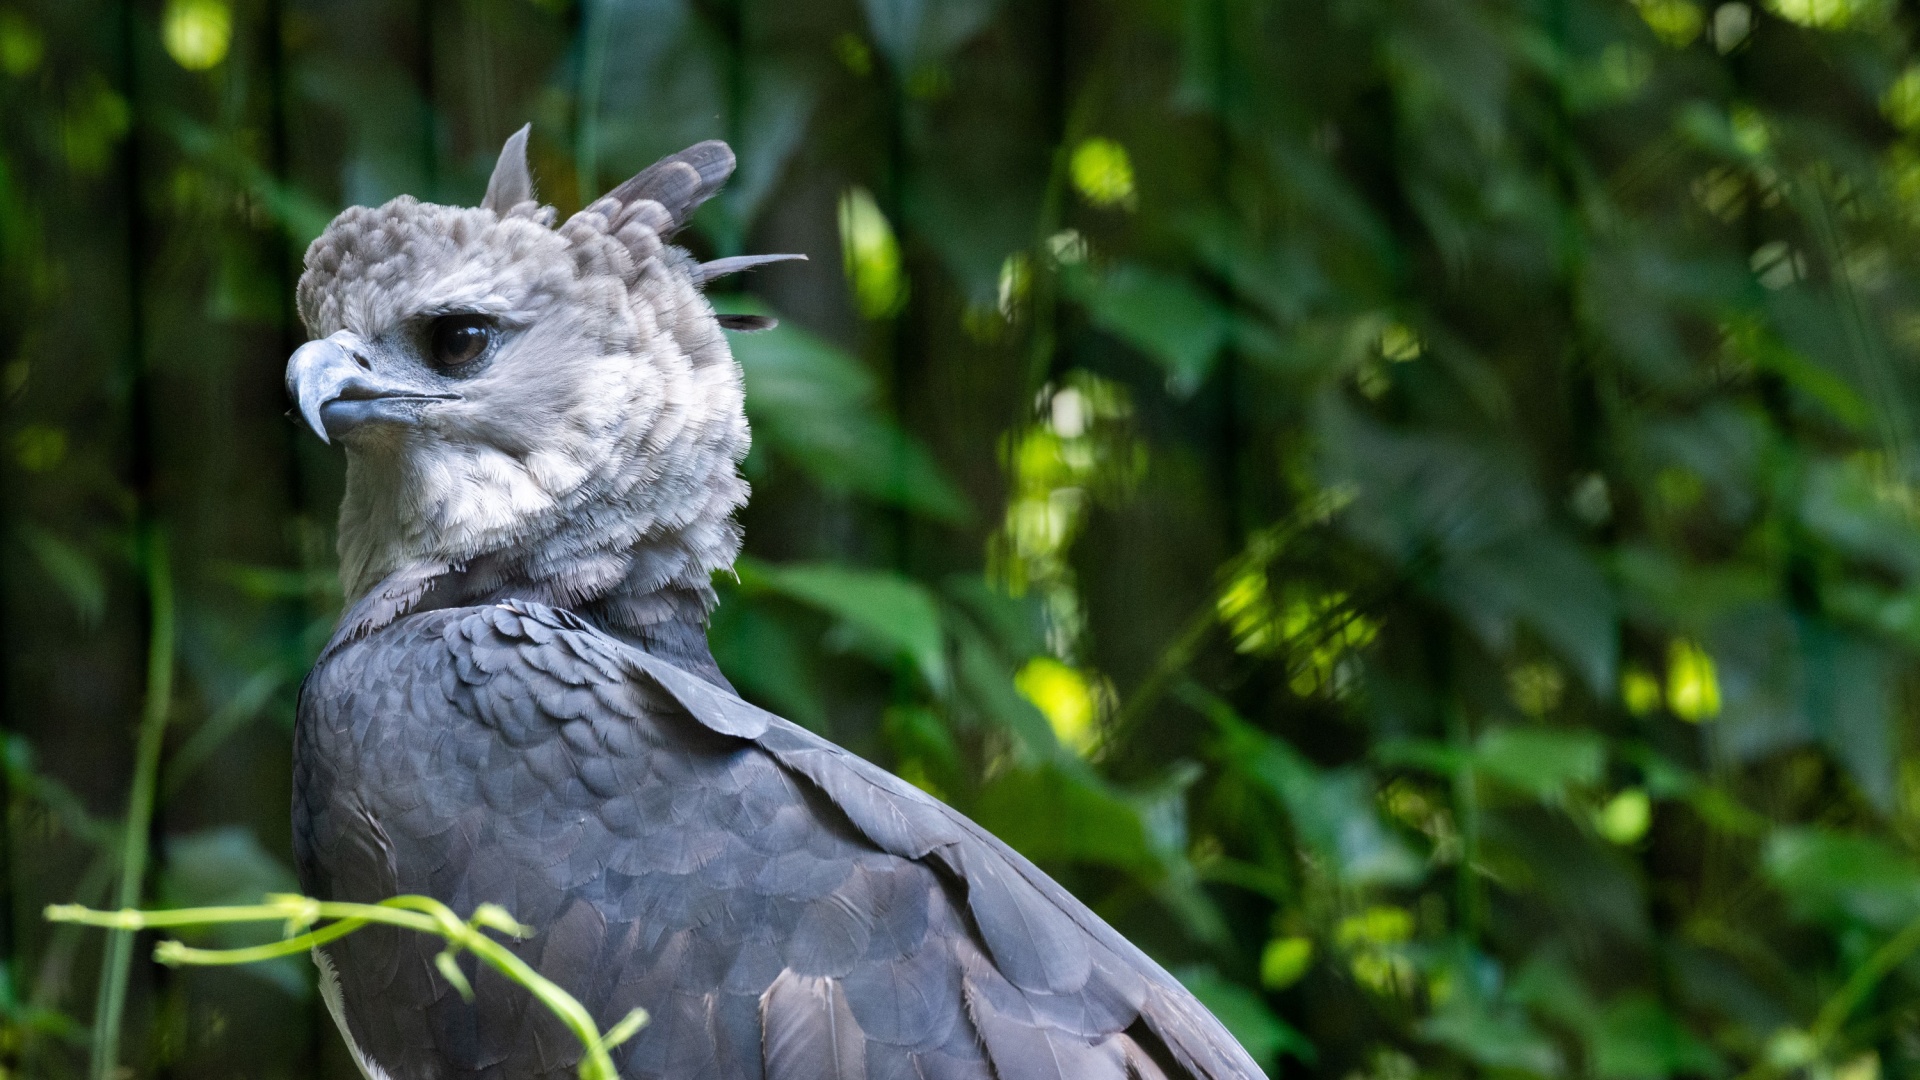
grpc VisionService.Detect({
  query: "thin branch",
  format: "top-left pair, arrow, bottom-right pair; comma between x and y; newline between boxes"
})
51,894 -> 648,1080
88,530 -> 173,1080
1100,489 -> 1358,752
1810,911 -> 1920,1048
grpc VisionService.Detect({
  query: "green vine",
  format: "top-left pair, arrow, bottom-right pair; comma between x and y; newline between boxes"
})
49,894 -> 647,1080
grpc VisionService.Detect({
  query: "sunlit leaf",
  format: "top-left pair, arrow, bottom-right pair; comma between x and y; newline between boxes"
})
1596,789 -> 1653,846
1666,639 -> 1720,722
1013,657 -> 1100,753
1630,0 -> 1703,45
838,187 -> 908,319
1260,936 -> 1314,991
1766,0 -> 1891,29
1069,137 -> 1137,210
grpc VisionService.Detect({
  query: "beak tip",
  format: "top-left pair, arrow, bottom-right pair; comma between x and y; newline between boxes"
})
288,336 -> 353,445
300,402 -> 331,445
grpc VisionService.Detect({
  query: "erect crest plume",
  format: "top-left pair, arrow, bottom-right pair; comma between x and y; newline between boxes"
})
480,124 -> 533,214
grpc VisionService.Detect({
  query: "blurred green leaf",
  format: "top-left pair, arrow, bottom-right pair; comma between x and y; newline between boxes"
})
948,613 -> 1060,758
1590,995 -> 1727,1080
1473,727 -> 1606,803
1260,936 -> 1314,991
728,313 -> 968,521
1765,827 -> 1920,931
1420,995 -> 1563,1077
882,704 -> 960,794
708,589 -> 827,731
740,559 -> 948,692
1203,693 -> 1424,887
19,525 -> 106,629
1071,263 -> 1233,395
1177,966 -> 1316,1070
860,0 -> 1001,72
975,761 -> 1160,876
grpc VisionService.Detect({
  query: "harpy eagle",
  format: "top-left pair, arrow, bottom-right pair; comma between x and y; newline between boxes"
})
286,125 -> 1264,1080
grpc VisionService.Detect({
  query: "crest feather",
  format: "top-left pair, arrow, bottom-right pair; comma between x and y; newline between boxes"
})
481,125 -> 534,215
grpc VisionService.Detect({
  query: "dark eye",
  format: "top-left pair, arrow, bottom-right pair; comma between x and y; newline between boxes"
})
428,315 -> 494,368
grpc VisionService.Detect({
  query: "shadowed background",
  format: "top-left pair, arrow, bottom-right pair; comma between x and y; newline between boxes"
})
7,0 -> 1920,1078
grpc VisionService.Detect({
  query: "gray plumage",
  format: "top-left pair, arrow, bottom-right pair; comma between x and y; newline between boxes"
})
288,127 -> 1263,1080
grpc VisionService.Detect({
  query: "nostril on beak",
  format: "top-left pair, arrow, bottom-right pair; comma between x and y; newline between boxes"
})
353,353 -> 372,371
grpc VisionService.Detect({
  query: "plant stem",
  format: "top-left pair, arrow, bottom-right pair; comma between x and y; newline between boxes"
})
1445,697 -> 1482,942
1723,911 -> 1920,1080
88,530 -> 174,1080
1102,490 -> 1362,754
52,895 -> 645,1080
1811,910 -> 1920,1047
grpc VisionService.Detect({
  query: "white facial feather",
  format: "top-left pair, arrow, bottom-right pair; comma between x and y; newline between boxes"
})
296,160 -> 752,623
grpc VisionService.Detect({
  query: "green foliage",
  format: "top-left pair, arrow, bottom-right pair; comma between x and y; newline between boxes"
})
728,311 -> 968,520
10,0 -> 1920,1079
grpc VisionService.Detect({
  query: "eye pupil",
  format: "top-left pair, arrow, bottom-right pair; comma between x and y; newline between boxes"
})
430,316 -> 493,367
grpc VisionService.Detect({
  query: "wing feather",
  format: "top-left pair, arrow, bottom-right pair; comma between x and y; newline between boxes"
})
298,596 -> 1264,1080
761,969 -> 867,1080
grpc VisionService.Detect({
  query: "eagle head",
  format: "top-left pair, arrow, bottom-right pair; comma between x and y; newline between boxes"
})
287,127 -> 799,625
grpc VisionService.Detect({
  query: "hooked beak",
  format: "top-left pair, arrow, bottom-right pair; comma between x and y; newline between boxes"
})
286,331 -> 456,444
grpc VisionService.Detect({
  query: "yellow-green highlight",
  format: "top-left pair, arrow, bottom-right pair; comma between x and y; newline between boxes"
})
1069,137 -> 1137,210
1767,0 -> 1890,29
1014,656 -> 1099,753
1667,639 -> 1721,722
0,11 -> 43,77
1630,0 -> 1704,46
163,0 -> 232,71
838,186 -> 907,320
1259,936 -> 1314,991
1597,788 -> 1653,846
1885,66 -> 1920,132
1620,666 -> 1662,716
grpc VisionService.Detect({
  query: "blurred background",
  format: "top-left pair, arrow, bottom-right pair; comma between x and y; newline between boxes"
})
7,0 -> 1920,1077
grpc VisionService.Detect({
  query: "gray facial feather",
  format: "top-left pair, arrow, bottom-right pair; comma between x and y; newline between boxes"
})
296,129 -> 783,632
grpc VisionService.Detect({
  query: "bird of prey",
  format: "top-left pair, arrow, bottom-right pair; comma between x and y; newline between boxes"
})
286,125 -> 1264,1080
